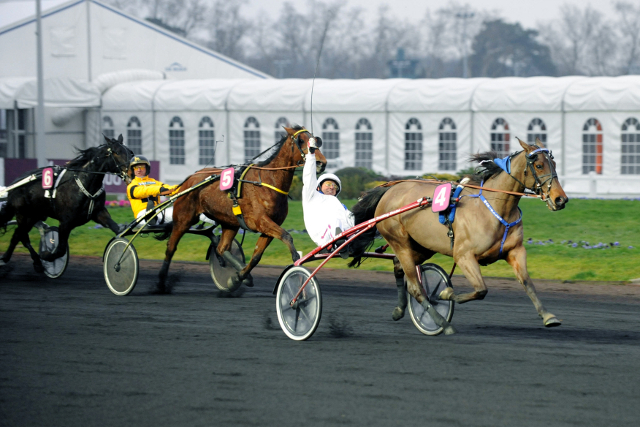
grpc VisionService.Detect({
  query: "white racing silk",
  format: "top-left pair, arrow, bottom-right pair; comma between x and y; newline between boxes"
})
302,153 -> 354,246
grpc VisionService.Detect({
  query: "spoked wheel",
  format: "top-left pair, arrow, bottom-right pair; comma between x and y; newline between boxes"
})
103,238 -> 139,296
209,238 -> 245,292
276,266 -> 322,341
38,226 -> 69,279
407,263 -> 455,336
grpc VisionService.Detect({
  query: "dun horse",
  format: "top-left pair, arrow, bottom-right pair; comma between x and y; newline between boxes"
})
0,135 -> 132,272
157,126 -> 326,292
349,138 -> 568,334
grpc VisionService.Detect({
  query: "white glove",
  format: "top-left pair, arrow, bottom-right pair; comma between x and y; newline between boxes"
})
308,137 -> 318,153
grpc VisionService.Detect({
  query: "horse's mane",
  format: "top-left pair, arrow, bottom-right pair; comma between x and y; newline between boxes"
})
466,150 -> 522,183
252,124 -> 304,167
66,146 -> 103,168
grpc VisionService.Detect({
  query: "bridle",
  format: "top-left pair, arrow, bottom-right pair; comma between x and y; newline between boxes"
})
290,128 -> 322,164
104,144 -> 133,181
508,148 -> 558,201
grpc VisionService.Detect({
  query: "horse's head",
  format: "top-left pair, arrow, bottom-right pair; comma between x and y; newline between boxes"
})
102,134 -> 134,182
517,137 -> 568,211
285,126 -> 327,174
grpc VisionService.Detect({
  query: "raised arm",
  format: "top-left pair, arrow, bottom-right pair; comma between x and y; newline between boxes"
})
302,153 -> 318,204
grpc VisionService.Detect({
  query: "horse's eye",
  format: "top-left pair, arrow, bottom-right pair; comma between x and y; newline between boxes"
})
536,164 -> 543,169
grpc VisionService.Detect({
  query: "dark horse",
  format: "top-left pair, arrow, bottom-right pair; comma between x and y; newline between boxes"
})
349,138 -> 569,333
157,126 -> 327,292
0,135 -> 132,272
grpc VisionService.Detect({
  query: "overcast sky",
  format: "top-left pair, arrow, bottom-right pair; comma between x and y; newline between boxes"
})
0,0 -> 618,31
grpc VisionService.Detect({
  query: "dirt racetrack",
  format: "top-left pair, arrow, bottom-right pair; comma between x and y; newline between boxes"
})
1,253 -> 639,427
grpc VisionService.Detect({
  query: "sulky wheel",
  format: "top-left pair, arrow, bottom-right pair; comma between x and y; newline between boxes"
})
209,238 -> 245,292
38,226 -> 69,279
276,266 -> 322,341
407,263 -> 455,336
103,238 -> 139,296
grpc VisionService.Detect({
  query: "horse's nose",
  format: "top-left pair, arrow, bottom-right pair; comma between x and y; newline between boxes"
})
316,161 -> 326,173
555,196 -> 568,208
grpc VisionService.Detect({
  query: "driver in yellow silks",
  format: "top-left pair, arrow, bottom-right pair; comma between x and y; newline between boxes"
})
127,156 -> 215,226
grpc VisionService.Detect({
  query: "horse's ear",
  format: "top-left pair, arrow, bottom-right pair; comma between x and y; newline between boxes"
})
117,134 -> 124,144
283,126 -> 294,135
535,137 -> 545,148
517,136 -> 532,153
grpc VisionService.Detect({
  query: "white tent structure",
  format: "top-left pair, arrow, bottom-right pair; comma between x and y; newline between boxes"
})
99,76 -> 640,198
0,0 -> 268,166
0,0 -> 269,81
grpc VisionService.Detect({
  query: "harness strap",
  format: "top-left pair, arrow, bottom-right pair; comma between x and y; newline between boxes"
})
235,164 -> 254,198
74,175 -> 104,218
259,183 -> 288,195
51,168 -> 67,199
292,128 -> 309,138
467,180 -> 522,257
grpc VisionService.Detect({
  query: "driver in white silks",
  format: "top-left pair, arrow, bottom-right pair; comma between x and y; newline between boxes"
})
302,138 -> 354,247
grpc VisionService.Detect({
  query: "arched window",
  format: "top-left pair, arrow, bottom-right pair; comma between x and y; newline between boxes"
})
244,117 -> 261,162
169,116 -> 185,165
527,118 -> 547,145
199,116 -> 215,166
582,118 -> 603,174
102,116 -> 114,139
438,117 -> 457,171
274,117 -> 289,143
355,118 -> 373,169
404,118 -> 422,171
490,118 -> 510,157
621,117 -> 640,175
126,116 -> 142,155
322,118 -> 340,167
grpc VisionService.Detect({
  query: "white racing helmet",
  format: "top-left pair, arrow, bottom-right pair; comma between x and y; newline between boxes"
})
317,173 -> 342,195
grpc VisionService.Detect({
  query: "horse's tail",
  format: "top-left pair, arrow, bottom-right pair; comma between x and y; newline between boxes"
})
154,222 -> 173,241
347,186 -> 391,268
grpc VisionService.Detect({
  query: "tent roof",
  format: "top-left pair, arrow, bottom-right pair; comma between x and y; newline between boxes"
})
471,76 -> 587,111
0,77 -> 101,109
227,79 -> 313,111
387,78 -> 489,111
154,79 -> 245,111
304,79 -> 405,112
0,77 -> 33,109
102,79 -> 169,111
563,76 -> 640,111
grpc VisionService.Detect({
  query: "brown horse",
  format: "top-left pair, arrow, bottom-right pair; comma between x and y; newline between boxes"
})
349,137 -> 568,334
157,126 -> 326,292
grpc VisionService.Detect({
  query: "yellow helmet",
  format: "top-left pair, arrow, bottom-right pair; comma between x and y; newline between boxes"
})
130,155 -> 151,175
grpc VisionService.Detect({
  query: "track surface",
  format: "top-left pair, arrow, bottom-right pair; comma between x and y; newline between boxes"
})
1,254 -> 639,427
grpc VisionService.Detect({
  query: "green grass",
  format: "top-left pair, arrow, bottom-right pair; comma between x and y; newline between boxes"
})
2,198 -> 639,282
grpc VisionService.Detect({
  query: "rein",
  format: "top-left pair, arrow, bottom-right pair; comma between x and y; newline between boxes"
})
380,179 -> 541,199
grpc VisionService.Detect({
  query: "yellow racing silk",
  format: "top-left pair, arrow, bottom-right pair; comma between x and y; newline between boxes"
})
126,176 -> 178,218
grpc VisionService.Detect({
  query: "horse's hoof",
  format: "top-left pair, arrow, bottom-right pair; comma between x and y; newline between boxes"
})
443,325 -> 457,335
0,259 -> 6,267
33,263 -> 45,274
241,276 -> 254,288
391,307 -> 405,321
439,287 -> 455,301
227,275 -> 242,291
543,313 -> 562,327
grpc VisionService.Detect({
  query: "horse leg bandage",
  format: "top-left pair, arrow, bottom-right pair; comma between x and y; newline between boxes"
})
421,300 -> 457,335
392,279 -> 408,321
222,250 -> 245,272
